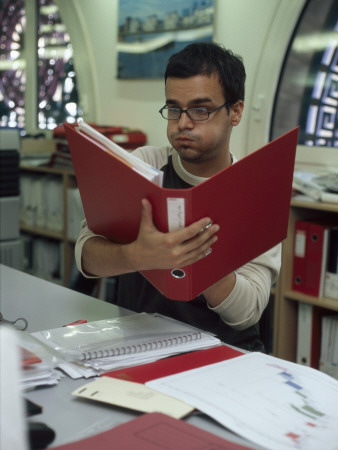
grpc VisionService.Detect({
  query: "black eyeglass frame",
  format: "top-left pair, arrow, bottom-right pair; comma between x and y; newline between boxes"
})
159,102 -> 231,121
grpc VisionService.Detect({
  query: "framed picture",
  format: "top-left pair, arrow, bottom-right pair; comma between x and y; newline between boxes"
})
117,0 -> 215,79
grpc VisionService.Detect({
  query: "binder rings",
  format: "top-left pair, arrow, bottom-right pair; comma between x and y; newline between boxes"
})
65,123 -> 298,301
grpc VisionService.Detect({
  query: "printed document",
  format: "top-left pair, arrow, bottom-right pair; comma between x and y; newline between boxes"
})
147,352 -> 338,450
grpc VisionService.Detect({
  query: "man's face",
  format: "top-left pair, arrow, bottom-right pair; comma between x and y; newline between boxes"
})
165,73 -> 242,175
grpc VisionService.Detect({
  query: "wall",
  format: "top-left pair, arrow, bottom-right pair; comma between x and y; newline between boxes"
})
57,0 -> 305,159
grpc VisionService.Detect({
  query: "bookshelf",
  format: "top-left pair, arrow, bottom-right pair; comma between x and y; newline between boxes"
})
273,198 -> 338,362
20,165 -> 78,286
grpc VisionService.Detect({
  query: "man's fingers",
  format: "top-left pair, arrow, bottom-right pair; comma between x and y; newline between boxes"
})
140,198 -> 155,229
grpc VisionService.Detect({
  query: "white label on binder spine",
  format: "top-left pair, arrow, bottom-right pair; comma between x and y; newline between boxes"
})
167,198 -> 185,232
295,230 -> 306,257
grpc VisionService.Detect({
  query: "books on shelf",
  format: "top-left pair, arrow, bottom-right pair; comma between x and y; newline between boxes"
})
292,219 -> 338,299
20,173 -> 63,232
296,303 -> 338,376
65,121 -> 298,301
320,314 -> 338,380
31,313 -> 221,378
25,237 -> 63,284
324,226 -> 338,299
66,187 -> 84,241
296,303 -> 329,369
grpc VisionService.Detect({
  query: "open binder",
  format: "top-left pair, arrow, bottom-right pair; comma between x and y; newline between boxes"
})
65,123 -> 298,301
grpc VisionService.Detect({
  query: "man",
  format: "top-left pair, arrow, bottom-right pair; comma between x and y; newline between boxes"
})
75,42 -> 281,351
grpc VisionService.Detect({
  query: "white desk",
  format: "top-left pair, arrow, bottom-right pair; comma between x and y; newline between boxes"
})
0,265 -> 261,449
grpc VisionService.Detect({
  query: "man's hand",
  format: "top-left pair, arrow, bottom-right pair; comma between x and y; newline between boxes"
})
128,199 -> 220,271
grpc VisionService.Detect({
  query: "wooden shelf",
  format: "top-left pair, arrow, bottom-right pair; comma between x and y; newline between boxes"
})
20,164 -> 77,287
273,197 -> 338,362
283,290 -> 338,312
20,224 -> 64,240
290,197 -> 338,212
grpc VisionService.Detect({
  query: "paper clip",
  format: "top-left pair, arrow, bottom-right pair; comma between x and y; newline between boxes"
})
0,312 -> 28,330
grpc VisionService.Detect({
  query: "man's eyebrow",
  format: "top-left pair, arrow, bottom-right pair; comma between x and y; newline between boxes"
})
166,97 -> 213,106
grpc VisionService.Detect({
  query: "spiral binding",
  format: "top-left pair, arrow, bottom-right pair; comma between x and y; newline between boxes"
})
78,331 -> 202,361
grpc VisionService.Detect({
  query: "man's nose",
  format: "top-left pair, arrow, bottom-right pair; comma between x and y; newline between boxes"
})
178,111 -> 194,129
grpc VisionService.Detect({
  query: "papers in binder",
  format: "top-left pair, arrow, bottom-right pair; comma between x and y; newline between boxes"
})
77,121 -> 163,186
31,313 -> 220,378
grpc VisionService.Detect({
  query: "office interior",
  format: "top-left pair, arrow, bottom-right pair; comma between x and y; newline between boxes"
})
1,0 -> 338,448
1,0 -> 338,348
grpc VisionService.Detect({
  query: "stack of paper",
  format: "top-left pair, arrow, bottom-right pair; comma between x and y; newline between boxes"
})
18,332 -> 64,389
21,363 -> 63,390
147,352 -> 338,450
293,167 -> 338,203
31,313 -> 221,379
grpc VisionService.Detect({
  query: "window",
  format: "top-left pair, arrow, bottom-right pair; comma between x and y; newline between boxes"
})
271,0 -> 337,148
0,0 -> 25,128
0,0 -> 81,132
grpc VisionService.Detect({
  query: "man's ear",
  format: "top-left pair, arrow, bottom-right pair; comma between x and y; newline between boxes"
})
230,101 -> 244,126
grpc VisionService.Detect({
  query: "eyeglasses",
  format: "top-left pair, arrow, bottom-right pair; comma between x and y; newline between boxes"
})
159,103 -> 230,121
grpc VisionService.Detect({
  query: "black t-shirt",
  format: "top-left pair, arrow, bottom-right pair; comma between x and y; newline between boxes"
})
114,156 -> 263,351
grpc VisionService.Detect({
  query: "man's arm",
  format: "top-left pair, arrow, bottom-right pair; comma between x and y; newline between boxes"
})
80,198 -> 220,277
205,244 -> 281,329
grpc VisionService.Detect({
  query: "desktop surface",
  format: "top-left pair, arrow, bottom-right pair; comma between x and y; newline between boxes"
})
0,265 -> 261,449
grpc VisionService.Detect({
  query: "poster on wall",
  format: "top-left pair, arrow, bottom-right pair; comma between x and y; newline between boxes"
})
117,0 -> 215,79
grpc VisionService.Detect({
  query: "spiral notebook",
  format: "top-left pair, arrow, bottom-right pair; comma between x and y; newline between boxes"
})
31,313 -> 221,375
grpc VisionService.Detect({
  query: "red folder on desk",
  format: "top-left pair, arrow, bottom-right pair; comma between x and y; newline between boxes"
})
65,124 -> 298,301
102,345 -> 244,383
50,412 -> 253,450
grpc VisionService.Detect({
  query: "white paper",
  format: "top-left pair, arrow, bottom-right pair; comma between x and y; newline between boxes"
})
147,352 -> 338,450
0,327 -> 28,450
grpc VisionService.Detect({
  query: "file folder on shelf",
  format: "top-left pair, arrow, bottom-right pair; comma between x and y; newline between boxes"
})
292,219 -> 337,297
65,123 -> 298,301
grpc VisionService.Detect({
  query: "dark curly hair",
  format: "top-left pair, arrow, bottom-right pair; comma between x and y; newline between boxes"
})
164,42 -> 246,104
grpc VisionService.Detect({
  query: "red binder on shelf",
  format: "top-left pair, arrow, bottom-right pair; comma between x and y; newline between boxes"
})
305,221 -> 331,297
293,220 -> 334,297
292,220 -> 309,293
102,345 -> 244,384
50,412 -> 253,450
65,124 -> 298,301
